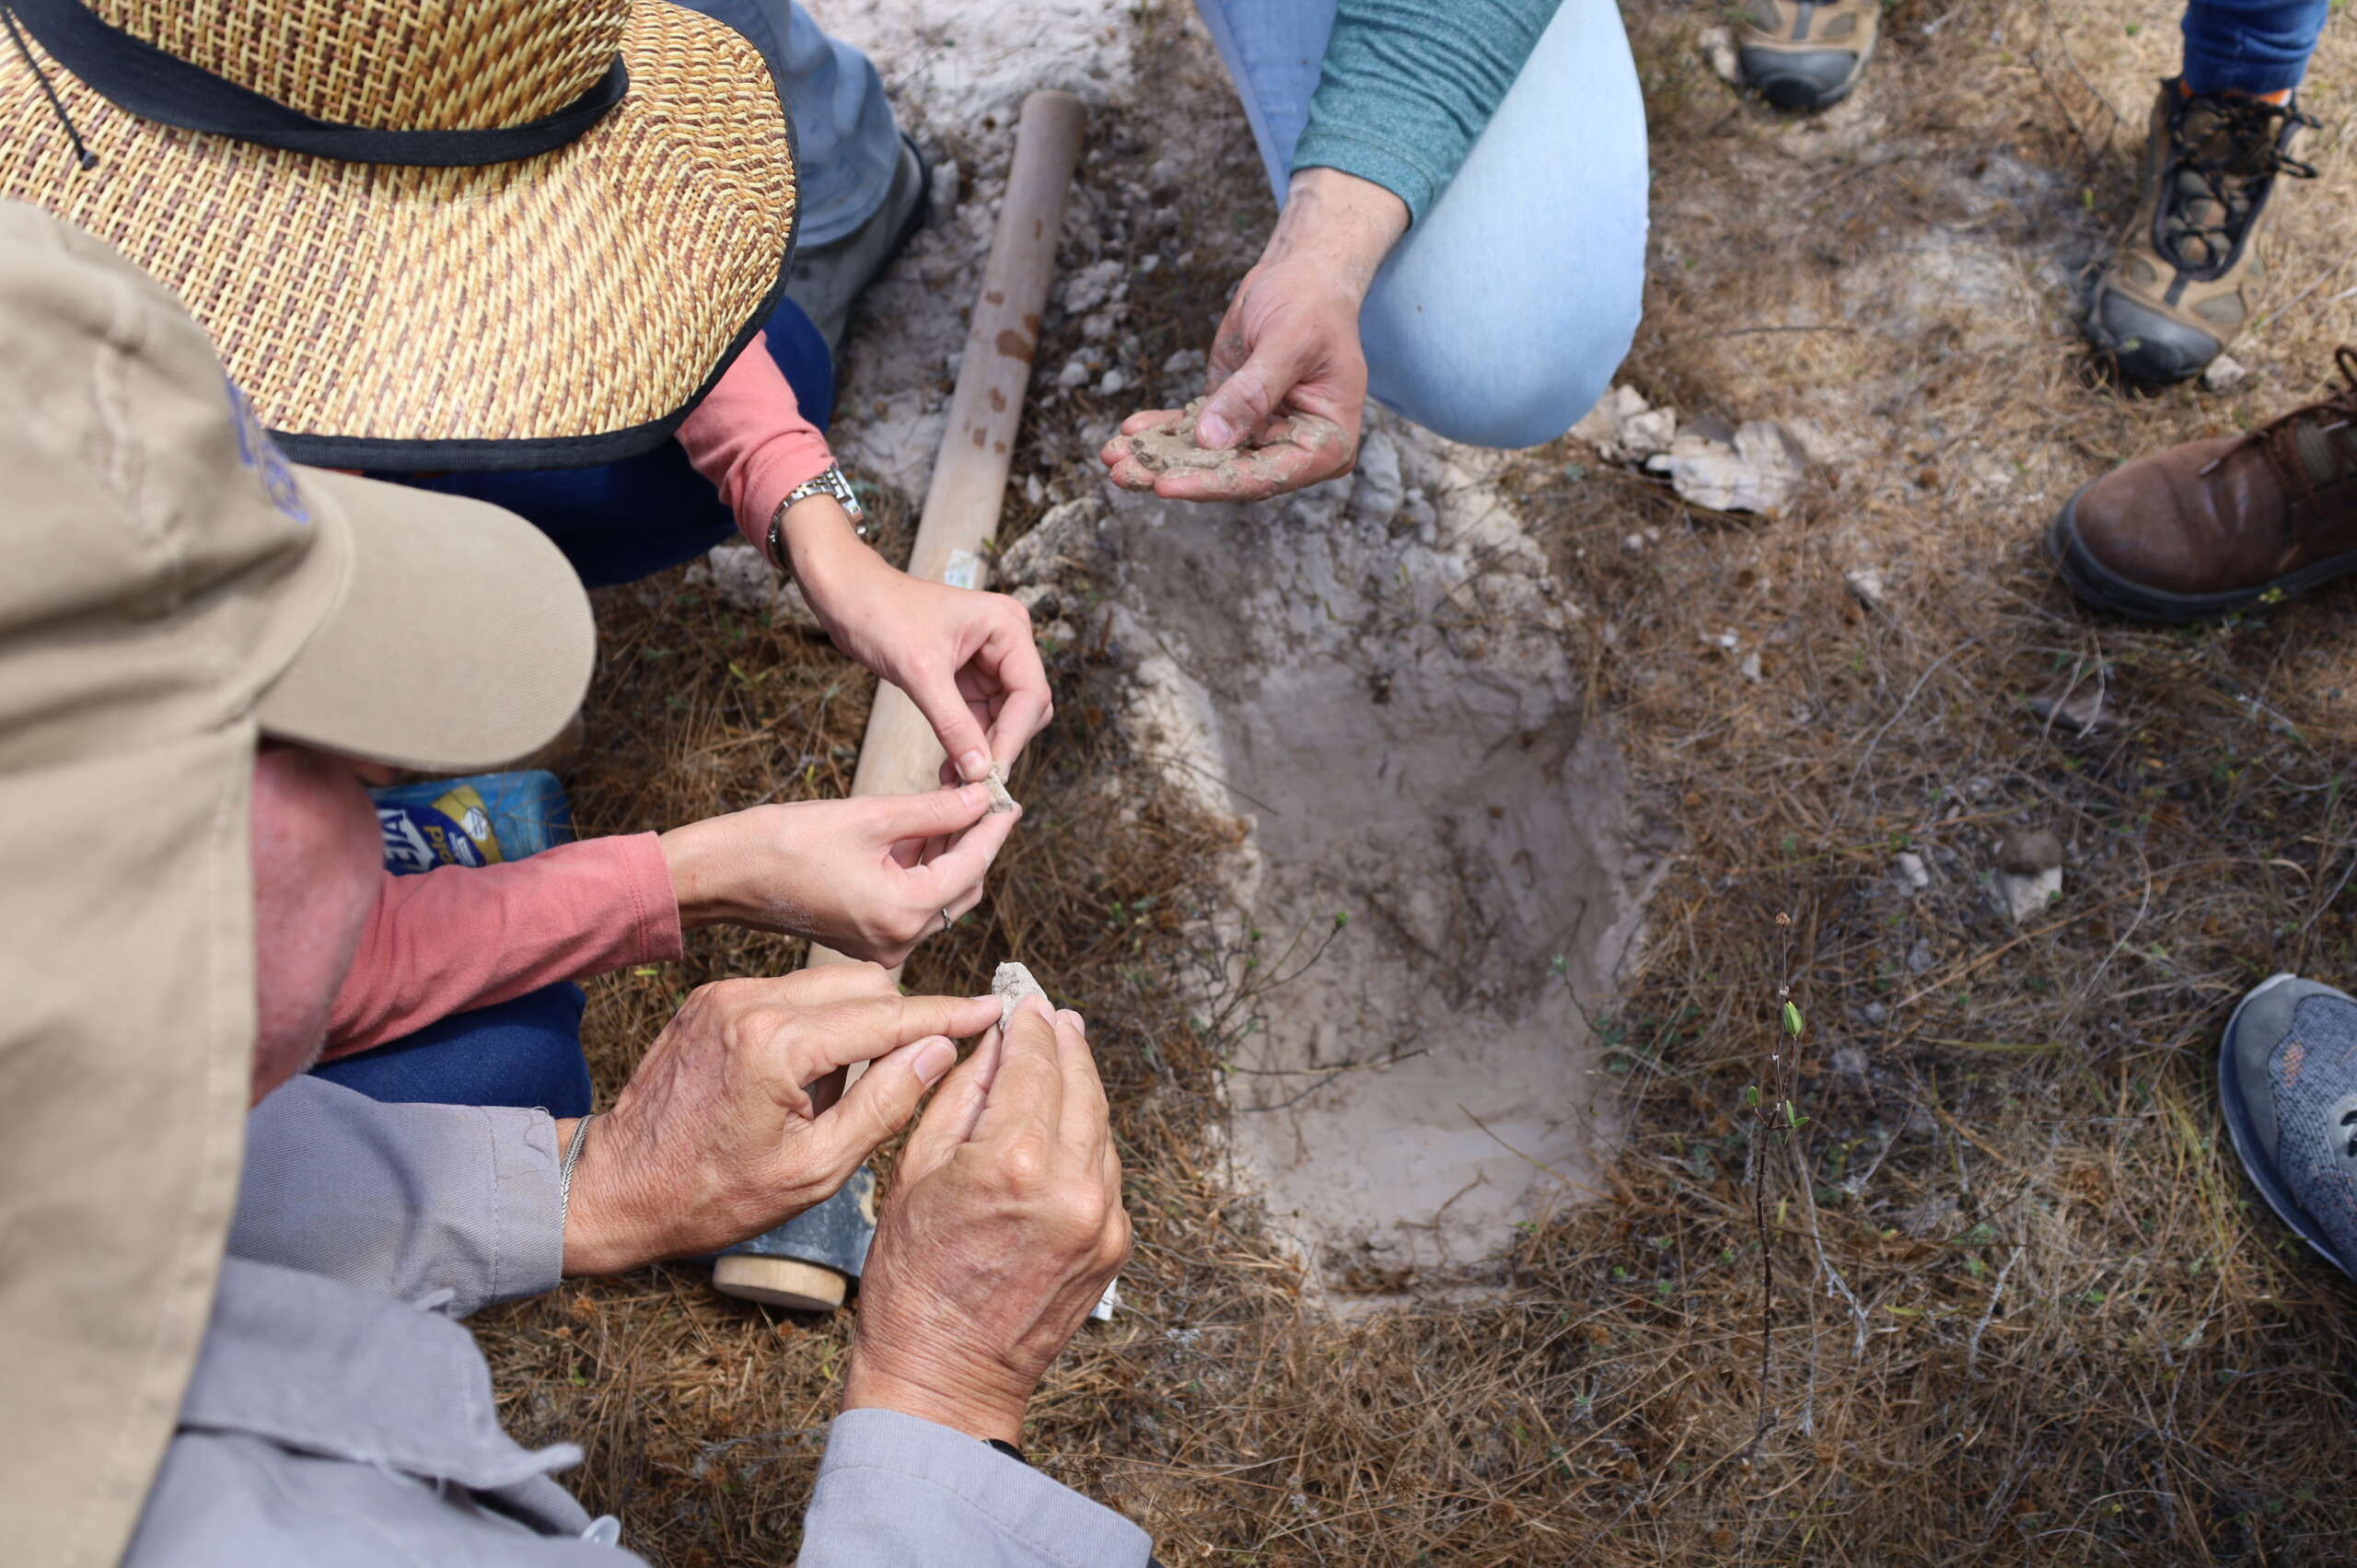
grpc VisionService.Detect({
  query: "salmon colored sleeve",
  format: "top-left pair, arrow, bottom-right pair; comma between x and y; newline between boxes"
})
674,330 -> 837,552
322,833 -> 685,1055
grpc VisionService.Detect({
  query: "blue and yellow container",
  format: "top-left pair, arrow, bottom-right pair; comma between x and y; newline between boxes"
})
369,770 -> 574,876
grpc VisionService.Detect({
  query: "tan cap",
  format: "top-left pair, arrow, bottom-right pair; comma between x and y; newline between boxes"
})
0,201 -> 595,1564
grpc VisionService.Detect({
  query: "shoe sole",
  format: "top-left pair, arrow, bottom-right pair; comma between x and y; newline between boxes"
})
1742,33 -> 1874,112
2218,973 -> 2357,1280
2046,485 -> 2357,622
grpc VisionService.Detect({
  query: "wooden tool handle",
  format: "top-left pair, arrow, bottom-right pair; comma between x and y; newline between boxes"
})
714,94 -> 1085,1313
807,87 -> 1087,972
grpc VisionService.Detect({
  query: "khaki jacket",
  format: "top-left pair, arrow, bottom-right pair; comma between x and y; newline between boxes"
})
123,1077 -> 1154,1567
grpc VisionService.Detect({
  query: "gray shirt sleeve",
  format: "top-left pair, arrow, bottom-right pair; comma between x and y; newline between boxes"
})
798,1410 -> 1154,1567
228,1074 -> 564,1316
1293,0 -> 1562,222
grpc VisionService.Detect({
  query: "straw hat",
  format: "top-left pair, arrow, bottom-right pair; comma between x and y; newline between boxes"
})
0,0 -> 798,470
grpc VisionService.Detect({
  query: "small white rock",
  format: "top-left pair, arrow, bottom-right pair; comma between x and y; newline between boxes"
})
1654,419 -> 1806,515
1699,25 -> 1741,84
1097,367 -> 1128,396
998,498 -> 1107,586
1620,407 -> 1679,462
993,960 -> 1048,1030
1844,566 -> 1888,610
1348,430 -> 1404,525
982,765 -> 1018,816
1896,852 -> 1930,890
1572,385 -> 1678,464
1991,865 -> 2063,925
1056,357 -> 1091,391
684,542 -> 776,616
1573,385 -> 1645,449
927,157 -> 962,227
1060,258 -> 1124,316
1738,650 -> 1763,682
2201,354 -> 2248,393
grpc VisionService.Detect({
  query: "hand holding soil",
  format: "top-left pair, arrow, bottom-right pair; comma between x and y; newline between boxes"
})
1100,168 -> 1400,503
1102,396 -> 1352,502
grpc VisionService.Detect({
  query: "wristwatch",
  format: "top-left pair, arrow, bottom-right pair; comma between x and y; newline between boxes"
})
766,462 -> 866,570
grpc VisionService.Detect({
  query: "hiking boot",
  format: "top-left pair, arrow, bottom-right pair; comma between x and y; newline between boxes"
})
2088,80 -> 2316,385
2220,974 -> 2357,1283
784,131 -> 933,355
2049,346 -> 2357,621
1736,0 -> 1877,112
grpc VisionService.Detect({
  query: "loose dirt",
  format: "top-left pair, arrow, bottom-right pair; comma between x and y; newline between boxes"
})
1114,397 -> 1237,474
1102,417 -> 1666,1291
1103,396 -> 1350,493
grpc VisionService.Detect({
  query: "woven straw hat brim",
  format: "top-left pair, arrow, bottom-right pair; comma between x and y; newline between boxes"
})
0,1 -> 797,471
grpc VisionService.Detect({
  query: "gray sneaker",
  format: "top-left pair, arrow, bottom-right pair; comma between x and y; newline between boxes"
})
2220,972 -> 2357,1281
784,132 -> 933,355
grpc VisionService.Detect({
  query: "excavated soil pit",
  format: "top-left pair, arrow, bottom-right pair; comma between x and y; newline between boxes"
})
1094,419 -> 1668,1299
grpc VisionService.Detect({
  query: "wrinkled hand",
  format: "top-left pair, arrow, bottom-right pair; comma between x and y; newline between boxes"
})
785,497 -> 1052,784
842,995 -> 1130,1444
1101,167 -> 1408,504
558,964 -> 1001,1274
659,785 -> 1017,967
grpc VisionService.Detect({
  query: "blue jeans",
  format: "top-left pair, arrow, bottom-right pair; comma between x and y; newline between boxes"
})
311,983 -> 593,1119
1192,0 -> 1648,448
389,296 -> 834,588
2183,0 -> 2328,94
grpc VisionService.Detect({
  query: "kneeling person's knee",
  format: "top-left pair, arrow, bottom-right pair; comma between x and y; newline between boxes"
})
1361,241 -> 1643,451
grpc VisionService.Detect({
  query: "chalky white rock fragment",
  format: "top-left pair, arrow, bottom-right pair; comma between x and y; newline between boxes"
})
993,959 -> 1045,1030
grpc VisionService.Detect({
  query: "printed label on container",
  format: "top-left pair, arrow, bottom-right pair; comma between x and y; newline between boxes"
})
377,784 -> 505,875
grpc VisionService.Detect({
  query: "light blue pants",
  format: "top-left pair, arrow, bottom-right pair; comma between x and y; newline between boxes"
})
770,0 -> 1645,449
1190,0 -> 1649,448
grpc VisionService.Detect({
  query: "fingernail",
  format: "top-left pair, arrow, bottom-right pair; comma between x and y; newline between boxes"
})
958,750 -> 990,783
1197,412 -> 1234,447
913,1038 -> 958,1085
1056,1008 -> 1086,1035
1018,993 -> 1054,1021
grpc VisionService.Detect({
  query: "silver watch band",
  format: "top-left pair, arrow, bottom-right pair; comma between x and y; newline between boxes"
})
765,463 -> 865,570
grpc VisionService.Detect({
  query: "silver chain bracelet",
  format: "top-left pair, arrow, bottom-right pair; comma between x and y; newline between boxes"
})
558,1112 -> 598,1233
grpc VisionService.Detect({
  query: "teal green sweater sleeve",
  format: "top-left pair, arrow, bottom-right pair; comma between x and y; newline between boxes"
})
1291,0 -> 1561,224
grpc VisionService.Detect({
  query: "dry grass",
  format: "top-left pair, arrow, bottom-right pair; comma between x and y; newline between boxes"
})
478,0 -> 2357,1560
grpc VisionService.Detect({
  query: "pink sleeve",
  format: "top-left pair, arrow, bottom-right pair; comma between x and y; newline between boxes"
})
674,331 -> 837,551
322,833 -> 685,1055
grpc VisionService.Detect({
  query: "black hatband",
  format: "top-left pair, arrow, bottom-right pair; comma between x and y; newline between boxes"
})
6,0 -> 626,167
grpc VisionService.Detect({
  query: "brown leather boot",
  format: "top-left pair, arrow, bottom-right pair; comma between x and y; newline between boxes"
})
2049,347 -> 2357,621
